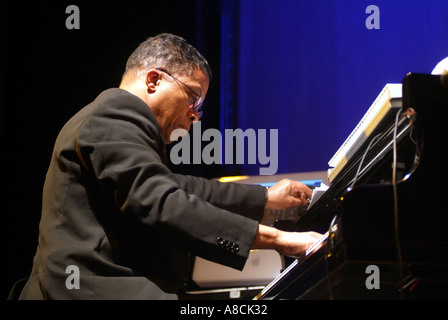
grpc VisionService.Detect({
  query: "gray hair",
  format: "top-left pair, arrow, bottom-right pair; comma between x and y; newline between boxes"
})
122,33 -> 212,81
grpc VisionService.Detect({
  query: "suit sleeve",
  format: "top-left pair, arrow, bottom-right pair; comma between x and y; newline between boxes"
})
171,173 -> 267,221
74,99 -> 265,270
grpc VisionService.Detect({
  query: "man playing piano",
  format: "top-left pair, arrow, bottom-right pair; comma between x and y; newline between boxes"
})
15,33 -> 321,300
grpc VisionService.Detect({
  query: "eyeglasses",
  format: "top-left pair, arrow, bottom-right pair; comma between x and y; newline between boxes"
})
156,68 -> 204,119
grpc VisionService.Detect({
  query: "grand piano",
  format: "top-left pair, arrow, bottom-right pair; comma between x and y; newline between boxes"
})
255,73 -> 448,300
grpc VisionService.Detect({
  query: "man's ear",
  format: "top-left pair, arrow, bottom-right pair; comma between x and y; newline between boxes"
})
145,69 -> 161,93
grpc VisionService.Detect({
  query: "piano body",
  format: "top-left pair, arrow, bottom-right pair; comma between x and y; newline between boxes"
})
256,73 -> 448,300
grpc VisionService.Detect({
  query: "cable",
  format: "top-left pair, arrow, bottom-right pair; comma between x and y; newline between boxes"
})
392,108 -> 405,299
350,132 -> 382,190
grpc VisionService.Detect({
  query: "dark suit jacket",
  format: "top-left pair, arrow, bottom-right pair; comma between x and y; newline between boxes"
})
18,88 -> 267,299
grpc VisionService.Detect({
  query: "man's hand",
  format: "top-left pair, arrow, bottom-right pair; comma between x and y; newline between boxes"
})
252,224 -> 322,257
265,179 -> 312,210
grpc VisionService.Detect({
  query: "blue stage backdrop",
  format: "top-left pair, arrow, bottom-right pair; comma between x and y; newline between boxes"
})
220,0 -> 448,176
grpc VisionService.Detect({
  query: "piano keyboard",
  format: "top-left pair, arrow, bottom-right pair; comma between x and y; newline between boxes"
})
254,224 -> 337,300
